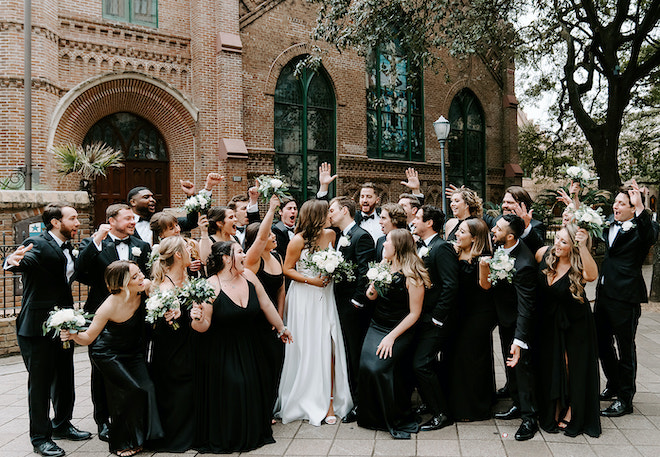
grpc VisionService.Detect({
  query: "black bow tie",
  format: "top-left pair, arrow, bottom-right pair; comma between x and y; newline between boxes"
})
61,241 -> 73,252
362,213 -> 375,221
417,239 -> 427,248
236,226 -> 245,234
613,221 -> 623,227
114,238 -> 131,246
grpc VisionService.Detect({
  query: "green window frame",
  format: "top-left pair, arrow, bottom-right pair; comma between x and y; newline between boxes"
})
447,89 -> 486,197
367,42 -> 424,161
103,0 -> 158,28
274,57 -> 336,202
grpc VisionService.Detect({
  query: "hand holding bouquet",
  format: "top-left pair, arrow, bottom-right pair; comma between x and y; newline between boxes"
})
563,165 -> 598,187
177,278 -> 217,320
366,261 -> 394,296
572,205 -> 605,240
256,174 -> 290,203
301,248 -> 356,283
486,247 -> 516,285
182,188 -> 213,215
43,307 -> 91,349
146,289 -> 182,330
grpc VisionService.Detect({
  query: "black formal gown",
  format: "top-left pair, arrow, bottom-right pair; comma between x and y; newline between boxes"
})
447,260 -> 497,421
535,257 -> 601,438
195,281 -> 275,453
358,272 -> 419,437
148,302 -> 195,452
256,253 -> 286,415
90,297 -> 164,453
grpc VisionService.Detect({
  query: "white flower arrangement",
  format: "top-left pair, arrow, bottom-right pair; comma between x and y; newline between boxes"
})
563,165 -> 598,186
42,307 -> 91,349
147,244 -> 160,269
301,247 -> 356,283
366,261 -> 394,295
131,246 -> 142,257
71,249 -> 79,258
177,277 -> 217,310
486,247 -> 516,285
145,289 -> 181,330
418,246 -> 429,258
621,220 -> 636,232
572,205 -> 605,240
256,174 -> 291,203
337,235 -> 351,248
182,189 -> 213,214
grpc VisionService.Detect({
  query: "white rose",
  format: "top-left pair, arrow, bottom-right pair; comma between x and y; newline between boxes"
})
622,220 -> 634,232
367,267 -> 378,281
270,178 -> 283,189
377,271 -> 387,281
581,169 -> 591,180
580,212 -> 594,224
75,315 -> 86,327
326,263 -> 336,274
566,166 -> 580,177
418,247 -> 429,258
338,236 -> 351,248
132,247 -> 142,257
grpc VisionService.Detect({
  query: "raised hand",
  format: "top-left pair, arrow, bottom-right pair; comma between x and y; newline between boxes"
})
248,184 -> 259,206
318,162 -> 337,193
93,224 -> 112,245
629,179 -> 644,212
180,179 -> 195,197
512,201 -> 533,228
400,167 -> 421,193
445,183 -> 462,199
6,243 -> 33,267
198,214 -> 209,235
205,172 -> 224,190
268,194 -> 280,212
575,228 -> 590,248
556,188 -> 573,207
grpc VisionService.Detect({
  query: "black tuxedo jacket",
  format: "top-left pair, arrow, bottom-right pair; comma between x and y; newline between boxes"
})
77,235 -> 151,313
420,234 -> 459,325
375,235 -> 385,261
334,225 -> 375,307
272,220 -> 294,261
491,241 -> 537,344
597,211 -> 659,304
7,232 -> 75,338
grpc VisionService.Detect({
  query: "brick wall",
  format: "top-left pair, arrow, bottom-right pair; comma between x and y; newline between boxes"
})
0,319 -> 18,357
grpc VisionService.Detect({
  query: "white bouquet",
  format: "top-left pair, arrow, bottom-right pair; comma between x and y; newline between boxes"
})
563,165 -> 598,186
301,247 -> 356,283
256,174 -> 290,203
182,189 -> 213,214
366,261 -> 394,295
177,277 -> 217,311
572,205 -> 605,240
145,289 -> 182,330
147,244 -> 160,269
42,307 -> 91,349
486,247 -> 516,285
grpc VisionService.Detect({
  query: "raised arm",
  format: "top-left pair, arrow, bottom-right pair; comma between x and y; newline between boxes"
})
245,195 -> 279,272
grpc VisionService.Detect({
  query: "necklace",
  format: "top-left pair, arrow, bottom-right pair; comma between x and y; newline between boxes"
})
216,273 -> 240,289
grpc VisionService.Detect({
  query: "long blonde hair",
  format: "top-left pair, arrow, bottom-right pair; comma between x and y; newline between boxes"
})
388,229 -> 432,288
151,236 -> 188,286
543,223 -> 591,302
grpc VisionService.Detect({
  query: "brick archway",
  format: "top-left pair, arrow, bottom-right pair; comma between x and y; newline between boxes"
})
47,72 -> 199,207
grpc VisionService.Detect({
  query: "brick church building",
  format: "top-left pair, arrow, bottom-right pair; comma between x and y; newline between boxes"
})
1,0 -> 522,224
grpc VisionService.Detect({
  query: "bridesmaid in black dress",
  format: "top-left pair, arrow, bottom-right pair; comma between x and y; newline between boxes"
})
358,229 -> 431,439
61,261 -> 174,457
447,218 -> 497,421
190,241 -> 292,453
534,223 -> 601,437
147,236 -> 196,451
443,187 -> 483,241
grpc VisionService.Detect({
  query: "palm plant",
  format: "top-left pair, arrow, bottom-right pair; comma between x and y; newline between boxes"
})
53,142 -> 123,191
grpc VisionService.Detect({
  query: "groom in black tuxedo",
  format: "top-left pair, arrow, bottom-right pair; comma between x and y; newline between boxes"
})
489,214 -> 539,441
410,205 -> 459,432
77,203 -> 151,440
328,196 -> 376,421
596,180 -> 659,417
4,204 -> 91,456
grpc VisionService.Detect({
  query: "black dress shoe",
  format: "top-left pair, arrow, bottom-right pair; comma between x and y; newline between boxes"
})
495,386 -> 510,400
52,425 -> 92,441
600,400 -> 633,417
419,414 -> 453,431
342,407 -> 358,423
33,440 -> 65,457
599,388 -> 618,401
98,423 -> 110,442
494,405 -> 521,420
390,429 -> 412,439
514,419 -> 538,441
415,403 -> 429,415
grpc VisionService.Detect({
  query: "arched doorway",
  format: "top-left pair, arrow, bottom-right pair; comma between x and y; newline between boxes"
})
447,89 -> 486,198
274,57 -> 336,202
83,112 -> 170,224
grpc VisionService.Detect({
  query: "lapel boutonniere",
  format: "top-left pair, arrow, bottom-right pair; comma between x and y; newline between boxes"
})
71,248 -> 79,258
418,246 -> 429,258
337,235 -> 351,248
131,246 -> 142,257
620,220 -> 636,232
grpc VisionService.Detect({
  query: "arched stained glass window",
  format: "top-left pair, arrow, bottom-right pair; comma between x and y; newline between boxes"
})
367,41 -> 424,161
274,57 -> 336,202
448,89 -> 486,197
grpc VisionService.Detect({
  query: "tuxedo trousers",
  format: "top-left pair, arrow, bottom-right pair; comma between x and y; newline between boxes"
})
498,325 -> 537,421
411,320 -> 452,416
18,335 -> 75,445
336,296 -> 372,403
594,296 -> 641,405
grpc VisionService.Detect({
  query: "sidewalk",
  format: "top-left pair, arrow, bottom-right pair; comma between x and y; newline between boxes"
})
1,267 -> 658,456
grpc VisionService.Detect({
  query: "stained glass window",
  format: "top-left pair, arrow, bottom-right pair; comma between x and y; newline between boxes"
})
367,42 -> 423,161
274,57 -> 336,202
448,89 -> 486,197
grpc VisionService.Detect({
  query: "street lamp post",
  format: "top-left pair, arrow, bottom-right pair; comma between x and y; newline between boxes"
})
433,116 -> 451,215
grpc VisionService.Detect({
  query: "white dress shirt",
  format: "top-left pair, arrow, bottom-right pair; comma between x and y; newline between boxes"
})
359,212 -> 383,246
133,214 -> 153,246
95,233 -> 130,261
49,230 -> 75,283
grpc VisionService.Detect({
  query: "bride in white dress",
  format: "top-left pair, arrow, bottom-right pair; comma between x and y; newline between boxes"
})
276,199 -> 353,426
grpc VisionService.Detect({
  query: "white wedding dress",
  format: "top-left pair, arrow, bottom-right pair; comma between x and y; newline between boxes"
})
275,248 -> 353,426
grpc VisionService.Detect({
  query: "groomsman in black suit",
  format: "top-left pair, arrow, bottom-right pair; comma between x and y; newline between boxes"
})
229,189 -> 261,245
272,197 -> 298,260
77,203 -> 151,440
327,196 -> 376,422
489,214 -> 539,441
410,205 -> 459,431
4,204 -> 91,456
596,180 -> 659,417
